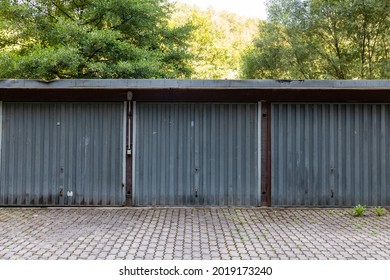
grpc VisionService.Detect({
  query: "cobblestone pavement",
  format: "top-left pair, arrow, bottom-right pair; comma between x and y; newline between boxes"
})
1,207 -> 390,260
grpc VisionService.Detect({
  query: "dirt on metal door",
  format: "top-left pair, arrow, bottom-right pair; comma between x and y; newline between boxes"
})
0,102 -> 124,206
271,103 -> 390,207
133,103 -> 259,206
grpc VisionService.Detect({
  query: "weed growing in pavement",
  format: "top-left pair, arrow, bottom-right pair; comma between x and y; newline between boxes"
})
374,206 -> 386,217
260,230 -> 269,241
355,223 -> 363,229
352,204 -> 366,217
228,213 -> 246,226
371,230 -> 378,235
329,210 -> 334,215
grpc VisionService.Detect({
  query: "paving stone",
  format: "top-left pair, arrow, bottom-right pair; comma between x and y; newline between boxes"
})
1,208 -> 390,260
97,251 -> 109,257
143,254 -> 154,260
229,251 -> 240,257
155,251 -> 164,257
163,254 -> 174,260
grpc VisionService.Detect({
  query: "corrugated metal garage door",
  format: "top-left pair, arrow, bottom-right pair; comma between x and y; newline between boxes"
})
134,103 -> 259,206
272,103 -> 390,206
0,102 -> 125,206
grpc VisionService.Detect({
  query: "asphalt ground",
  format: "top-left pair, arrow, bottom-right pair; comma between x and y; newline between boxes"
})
1,207 -> 389,260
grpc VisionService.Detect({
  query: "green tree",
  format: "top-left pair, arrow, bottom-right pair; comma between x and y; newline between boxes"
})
0,0 -> 193,79
242,0 -> 390,79
171,4 -> 259,79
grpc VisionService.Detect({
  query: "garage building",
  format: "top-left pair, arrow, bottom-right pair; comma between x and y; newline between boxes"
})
0,79 -> 389,207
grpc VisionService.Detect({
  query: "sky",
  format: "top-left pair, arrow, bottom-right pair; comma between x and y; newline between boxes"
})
171,0 -> 268,20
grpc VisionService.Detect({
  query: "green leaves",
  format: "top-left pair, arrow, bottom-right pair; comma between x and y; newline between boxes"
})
1,46 -> 81,79
170,4 -> 259,79
352,204 -> 367,217
374,207 -> 386,217
0,0 -> 192,79
242,0 -> 390,79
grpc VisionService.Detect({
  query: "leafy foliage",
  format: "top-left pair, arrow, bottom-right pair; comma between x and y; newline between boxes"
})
374,206 -> 386,217
0,0 -> 193,79
171,4 -> 259,79
352,204 -> 366,217
242,0 -> 390,79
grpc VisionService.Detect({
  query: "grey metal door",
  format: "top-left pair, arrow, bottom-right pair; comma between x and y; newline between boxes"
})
272,103 -> 390,206
0,102 -> 124,206
134,103 -> 259,206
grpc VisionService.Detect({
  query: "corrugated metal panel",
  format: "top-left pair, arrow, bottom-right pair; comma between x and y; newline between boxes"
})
134,103 -> 259,206
272,103 -> 390,206
0,102 -> 124,206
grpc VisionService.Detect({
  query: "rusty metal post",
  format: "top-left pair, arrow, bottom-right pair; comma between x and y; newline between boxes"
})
261,102 -> 271,206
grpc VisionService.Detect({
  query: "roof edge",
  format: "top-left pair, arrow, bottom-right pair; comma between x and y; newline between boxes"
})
0,79 -> 389,90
